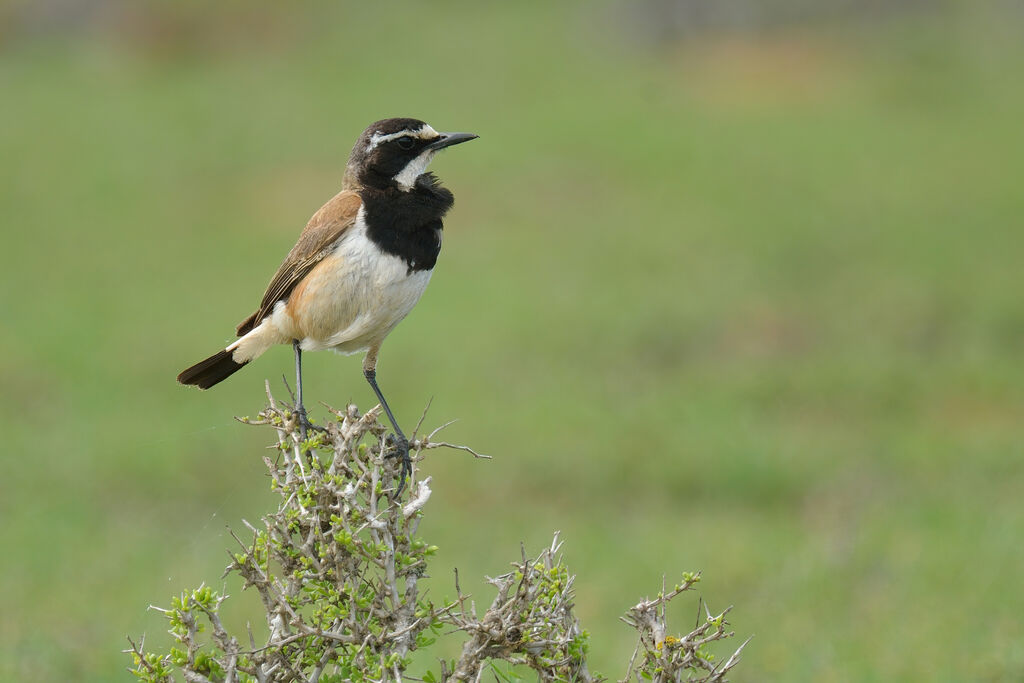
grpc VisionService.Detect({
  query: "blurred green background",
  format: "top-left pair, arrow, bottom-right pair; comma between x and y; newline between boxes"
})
2,1 -> 1022,680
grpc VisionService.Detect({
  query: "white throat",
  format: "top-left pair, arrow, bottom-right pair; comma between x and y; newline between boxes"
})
393,150 -> 437,190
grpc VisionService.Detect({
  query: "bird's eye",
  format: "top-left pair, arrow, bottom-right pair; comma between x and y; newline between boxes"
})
396,135 -> 416,150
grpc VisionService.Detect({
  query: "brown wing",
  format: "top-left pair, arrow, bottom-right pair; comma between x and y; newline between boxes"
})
236,190 -> 362,336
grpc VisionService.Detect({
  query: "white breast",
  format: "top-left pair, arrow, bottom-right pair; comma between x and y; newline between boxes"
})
284,208 -> 433,354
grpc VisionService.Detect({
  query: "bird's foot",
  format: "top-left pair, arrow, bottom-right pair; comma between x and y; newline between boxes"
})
294,406 -> 326,441
384,434 -> 412,497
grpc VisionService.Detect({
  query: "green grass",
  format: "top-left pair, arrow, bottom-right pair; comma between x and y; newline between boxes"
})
2,3 -> 1023,680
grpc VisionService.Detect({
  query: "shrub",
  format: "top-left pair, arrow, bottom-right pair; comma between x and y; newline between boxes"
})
127,385 -> 747,682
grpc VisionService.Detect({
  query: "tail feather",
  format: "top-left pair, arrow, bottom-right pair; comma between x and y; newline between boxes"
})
177,349 -> 249,389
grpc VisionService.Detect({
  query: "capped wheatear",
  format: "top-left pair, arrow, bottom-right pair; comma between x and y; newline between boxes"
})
178,117 -> 478,491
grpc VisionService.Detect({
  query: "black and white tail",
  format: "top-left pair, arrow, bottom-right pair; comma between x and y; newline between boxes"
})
177,349 -> 249,389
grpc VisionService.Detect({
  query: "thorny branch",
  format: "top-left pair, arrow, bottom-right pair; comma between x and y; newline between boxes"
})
127,385 -> 747,683
444,534 -> 596,683
620,575 -> 751,683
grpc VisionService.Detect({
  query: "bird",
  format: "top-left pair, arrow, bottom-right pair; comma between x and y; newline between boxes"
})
177,117 -> 478,491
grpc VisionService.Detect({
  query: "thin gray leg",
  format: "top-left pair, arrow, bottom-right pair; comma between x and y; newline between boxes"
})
363,368 -> 411,495
294,341 -> 307,441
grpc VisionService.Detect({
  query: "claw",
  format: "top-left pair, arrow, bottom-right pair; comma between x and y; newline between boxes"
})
385,434 -> 412,496
295,406 -> 325,442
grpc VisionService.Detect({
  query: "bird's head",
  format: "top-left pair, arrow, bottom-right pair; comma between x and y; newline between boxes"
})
345,118 -> 477,191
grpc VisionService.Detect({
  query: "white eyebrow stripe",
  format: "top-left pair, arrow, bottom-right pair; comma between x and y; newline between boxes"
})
367,124 -> 440,151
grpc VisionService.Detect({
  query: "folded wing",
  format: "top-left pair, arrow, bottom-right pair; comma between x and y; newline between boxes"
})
236,190 -> 363,336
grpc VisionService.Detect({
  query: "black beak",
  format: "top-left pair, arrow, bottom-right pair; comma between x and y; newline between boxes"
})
427,132 -> 478,151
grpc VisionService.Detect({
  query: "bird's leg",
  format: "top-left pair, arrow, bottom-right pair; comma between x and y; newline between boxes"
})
292,340 -> 323,440
363,366 -> 411,496
293,340 -> 308,441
